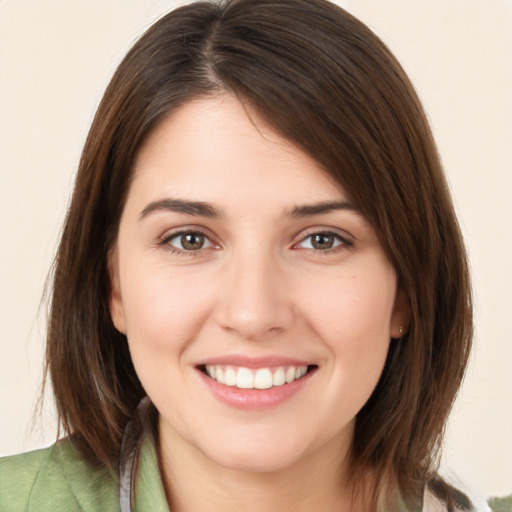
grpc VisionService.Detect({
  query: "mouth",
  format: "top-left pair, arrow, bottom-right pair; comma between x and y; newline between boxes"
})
198,364 -> 318,390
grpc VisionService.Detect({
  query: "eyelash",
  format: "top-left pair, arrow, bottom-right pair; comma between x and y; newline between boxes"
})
159,229 -> 215,257
158,229 -> 354,256
295,230 -> 354,254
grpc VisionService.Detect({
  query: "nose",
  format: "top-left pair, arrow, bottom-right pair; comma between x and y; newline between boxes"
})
214,248 -> 295,342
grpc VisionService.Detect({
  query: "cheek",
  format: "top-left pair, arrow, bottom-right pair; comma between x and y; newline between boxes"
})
301,270 -> 396,342
299,273 -> 394,426
119,263 -> 220,406
299,268 -> 395,389
119,261 -> 218,355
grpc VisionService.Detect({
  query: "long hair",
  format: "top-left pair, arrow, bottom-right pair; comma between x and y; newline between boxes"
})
45,0 -> 472,509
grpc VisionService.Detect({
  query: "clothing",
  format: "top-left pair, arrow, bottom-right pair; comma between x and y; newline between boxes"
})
0,405 -> 487,512
0,427 -> 169,512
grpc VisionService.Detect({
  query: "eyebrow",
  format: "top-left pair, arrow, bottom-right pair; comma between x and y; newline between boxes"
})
288,200 -> 358,218
139,198 -> 223,220
139,198 -> 358,220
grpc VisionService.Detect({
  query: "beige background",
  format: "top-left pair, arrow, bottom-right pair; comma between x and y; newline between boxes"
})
0,0 -> 510,502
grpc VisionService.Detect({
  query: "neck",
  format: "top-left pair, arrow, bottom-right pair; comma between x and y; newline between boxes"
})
157,426 -> 372,512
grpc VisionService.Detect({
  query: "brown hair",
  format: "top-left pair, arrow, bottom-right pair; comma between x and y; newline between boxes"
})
45,0 -> 472,509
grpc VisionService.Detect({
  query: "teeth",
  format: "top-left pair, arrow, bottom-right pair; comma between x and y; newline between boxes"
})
224,367 -> 237,387
236,367 -> 254,389
285,367 -> 296,383
296,366 -> 307,379
272,367 -> 286,386
205,364 -> 309,389
254,368 -> 273,389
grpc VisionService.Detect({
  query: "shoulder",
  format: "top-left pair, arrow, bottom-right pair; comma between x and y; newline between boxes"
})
488,495 -> 512,512
0,438 -> 119,512
424,481 -> 492,512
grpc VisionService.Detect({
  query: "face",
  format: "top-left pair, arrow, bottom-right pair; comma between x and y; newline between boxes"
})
109,94 -> 407,475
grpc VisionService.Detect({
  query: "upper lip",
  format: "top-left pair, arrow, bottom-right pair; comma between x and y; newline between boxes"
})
196,355 -> 314,369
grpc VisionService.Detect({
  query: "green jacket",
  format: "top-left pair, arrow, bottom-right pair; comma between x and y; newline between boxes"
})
1,427 -> 504,512
0,430 -> 169,512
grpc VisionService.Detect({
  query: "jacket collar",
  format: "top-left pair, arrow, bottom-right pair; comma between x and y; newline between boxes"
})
119,398 -> 170,512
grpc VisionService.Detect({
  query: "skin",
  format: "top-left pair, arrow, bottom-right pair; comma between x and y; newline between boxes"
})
109,94 -> 408,511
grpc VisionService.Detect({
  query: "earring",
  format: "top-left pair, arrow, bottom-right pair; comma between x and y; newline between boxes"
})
399,326 -> 403,336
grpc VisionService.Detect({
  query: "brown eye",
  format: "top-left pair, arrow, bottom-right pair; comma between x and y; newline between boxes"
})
166,231 -> 213,252
311,234 -> 335,250
181,233 -> 205,250
297,231 -> 351,252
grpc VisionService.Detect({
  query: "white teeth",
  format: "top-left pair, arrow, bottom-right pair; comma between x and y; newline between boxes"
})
254,368 -> 273,389
224,367 -> 237,387
216,367 -> 225,384
272,367 -> 286,386
296,366 -> 307,379
285,367 -> 296,383
236,367 -> 254,389
205,364 -> 310,389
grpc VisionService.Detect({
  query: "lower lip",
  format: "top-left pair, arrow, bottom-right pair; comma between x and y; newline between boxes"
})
198,368 -> 315,411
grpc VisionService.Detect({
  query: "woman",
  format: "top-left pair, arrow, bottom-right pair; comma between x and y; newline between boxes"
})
0,0 -> 475,510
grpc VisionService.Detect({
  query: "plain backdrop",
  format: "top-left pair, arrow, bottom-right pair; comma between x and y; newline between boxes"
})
0,0 -> 511,501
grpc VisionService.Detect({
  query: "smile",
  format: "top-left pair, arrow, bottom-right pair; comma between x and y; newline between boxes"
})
202,365 -> 314,389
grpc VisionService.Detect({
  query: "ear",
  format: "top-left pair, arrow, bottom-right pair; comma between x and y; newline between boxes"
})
108,246 -> 127,334
390,286 -> 410,339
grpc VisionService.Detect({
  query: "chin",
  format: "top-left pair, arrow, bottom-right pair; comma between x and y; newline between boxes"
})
209,449 -> 303,474
198,429 -> 317,474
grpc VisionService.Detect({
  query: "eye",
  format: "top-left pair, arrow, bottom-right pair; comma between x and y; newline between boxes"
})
297,232 -> 351,251
165,231 -> 214,252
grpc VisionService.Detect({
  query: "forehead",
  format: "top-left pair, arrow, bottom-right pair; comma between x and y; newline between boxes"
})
129,94 -> 347,209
